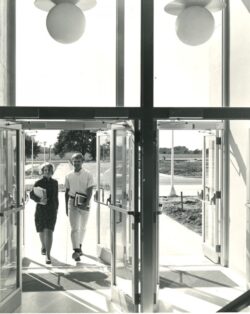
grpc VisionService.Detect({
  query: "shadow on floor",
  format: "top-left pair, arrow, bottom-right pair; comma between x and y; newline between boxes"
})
160,269 -> 238,289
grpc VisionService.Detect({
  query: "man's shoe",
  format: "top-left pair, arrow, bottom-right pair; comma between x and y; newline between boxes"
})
79,245 -> 83,256
72,251 -> 81,262
41,248 -> 46,255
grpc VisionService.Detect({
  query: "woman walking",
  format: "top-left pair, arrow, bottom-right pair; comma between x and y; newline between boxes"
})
30,162 -> 59,264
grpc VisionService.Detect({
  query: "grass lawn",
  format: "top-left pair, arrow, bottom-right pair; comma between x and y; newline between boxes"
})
159,159 -> 202,177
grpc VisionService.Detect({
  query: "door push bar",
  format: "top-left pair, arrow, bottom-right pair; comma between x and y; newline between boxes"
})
0,205 -> 24,217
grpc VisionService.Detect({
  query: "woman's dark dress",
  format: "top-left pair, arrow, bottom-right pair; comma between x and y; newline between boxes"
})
30,177 -> 59,232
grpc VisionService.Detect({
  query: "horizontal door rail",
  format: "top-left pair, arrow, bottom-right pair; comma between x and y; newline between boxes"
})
94,199 -> 110,207
217,290 -> 250,312
109,204 -> 130,214
0,206 -> 24,217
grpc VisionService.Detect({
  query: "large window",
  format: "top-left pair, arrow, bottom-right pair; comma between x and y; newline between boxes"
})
16,0 -> 140,107
230,1 -> 250,107
154,0 -> 222,107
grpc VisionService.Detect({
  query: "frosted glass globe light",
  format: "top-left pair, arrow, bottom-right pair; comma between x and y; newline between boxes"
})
175,6 -> 215,46
46,3 -> 86,44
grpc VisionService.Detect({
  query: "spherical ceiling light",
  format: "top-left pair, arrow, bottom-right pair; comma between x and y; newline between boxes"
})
46,2 -> 86,44
175,6 -> 215,46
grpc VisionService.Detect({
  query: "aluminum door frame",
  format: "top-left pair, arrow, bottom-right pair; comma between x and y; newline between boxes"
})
202,130 -> 223,263
110,123 -> 140,312
0,120 -> 24,313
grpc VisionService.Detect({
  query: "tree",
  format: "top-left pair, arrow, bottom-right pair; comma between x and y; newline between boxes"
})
53,130 -> 96,160
193,149 -> 202,154
25,134 -> 41,159
174,146 -> 189,154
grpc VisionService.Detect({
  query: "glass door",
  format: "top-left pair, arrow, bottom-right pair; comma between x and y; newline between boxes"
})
109,123 -> 140,312
0,120 -> 24,313
95,131 -> 112,264
202,131 -> 222,263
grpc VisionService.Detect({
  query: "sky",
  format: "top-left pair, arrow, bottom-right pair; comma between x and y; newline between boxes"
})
25,129 -> 202,149
25,130 -> 60,147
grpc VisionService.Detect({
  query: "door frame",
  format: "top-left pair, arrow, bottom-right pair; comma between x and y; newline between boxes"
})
202,130 -> 223,263
157,120 -> 225,266
109,122 -> 140,312
0,120 -> 24,313
0,110 -> 240,312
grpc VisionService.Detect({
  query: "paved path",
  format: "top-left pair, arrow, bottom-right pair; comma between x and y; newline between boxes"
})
159,173 -> 202,185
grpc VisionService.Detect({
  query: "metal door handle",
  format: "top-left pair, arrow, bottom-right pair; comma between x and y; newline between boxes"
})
0,205 -> 24,217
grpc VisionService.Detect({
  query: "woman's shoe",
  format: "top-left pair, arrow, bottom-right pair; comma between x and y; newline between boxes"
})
45,257 -> 51,264
41,248 -> 46,255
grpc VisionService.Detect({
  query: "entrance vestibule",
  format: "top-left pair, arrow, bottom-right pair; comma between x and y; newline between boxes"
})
1,117 -> 250,313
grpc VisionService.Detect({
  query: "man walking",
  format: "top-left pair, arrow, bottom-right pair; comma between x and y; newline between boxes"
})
65,152 -> 94,261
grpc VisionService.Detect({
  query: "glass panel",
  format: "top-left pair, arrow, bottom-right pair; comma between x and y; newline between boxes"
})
204,134 -> 216,247
0,1 -> 8,106
99,133 -> 111,250
16,0 -> 141,107
115,131 -> 125,207
0,129 -> 18,303
154,1 -> 222,107
230,1 -> 250,107
113,129 -> 134,308
124,0 -> 140,107
114,212 -> 133,302
16,0 -> 116,107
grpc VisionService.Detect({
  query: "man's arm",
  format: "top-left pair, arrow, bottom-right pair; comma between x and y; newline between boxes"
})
85,186 -> 93,208
65,188 -> 69,216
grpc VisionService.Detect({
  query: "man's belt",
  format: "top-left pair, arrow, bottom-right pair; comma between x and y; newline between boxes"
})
69,195 -> 89,210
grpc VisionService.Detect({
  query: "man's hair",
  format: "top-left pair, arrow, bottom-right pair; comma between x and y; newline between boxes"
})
71,152 -> 84,161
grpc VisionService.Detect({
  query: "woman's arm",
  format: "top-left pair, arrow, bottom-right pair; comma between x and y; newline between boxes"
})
54,180 -> 59,210
30,182 -> 41,203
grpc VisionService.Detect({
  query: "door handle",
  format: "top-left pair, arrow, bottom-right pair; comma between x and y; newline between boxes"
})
0,205 -> 24,217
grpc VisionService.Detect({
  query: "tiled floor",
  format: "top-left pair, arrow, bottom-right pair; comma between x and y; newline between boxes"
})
15,191 -> 250,313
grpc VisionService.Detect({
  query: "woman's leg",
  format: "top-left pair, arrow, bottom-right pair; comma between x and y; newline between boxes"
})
44,228 -> 53,261
39,231 -> 45,253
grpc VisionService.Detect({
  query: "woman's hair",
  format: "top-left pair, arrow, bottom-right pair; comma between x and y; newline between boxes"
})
40,162 -> 54,175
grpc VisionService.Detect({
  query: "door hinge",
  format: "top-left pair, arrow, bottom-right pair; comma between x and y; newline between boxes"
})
216,191 -> 221,199
135,130 -> 141,143
128,211 -> 141,224
216,245 -> 221,253
134,212 -> 141,224
135,293 -> 141,305
216,137 -> 222,145
154,293 -> 157,304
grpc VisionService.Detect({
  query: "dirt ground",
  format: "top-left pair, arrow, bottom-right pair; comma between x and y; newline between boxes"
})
159,195 -> 202,235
